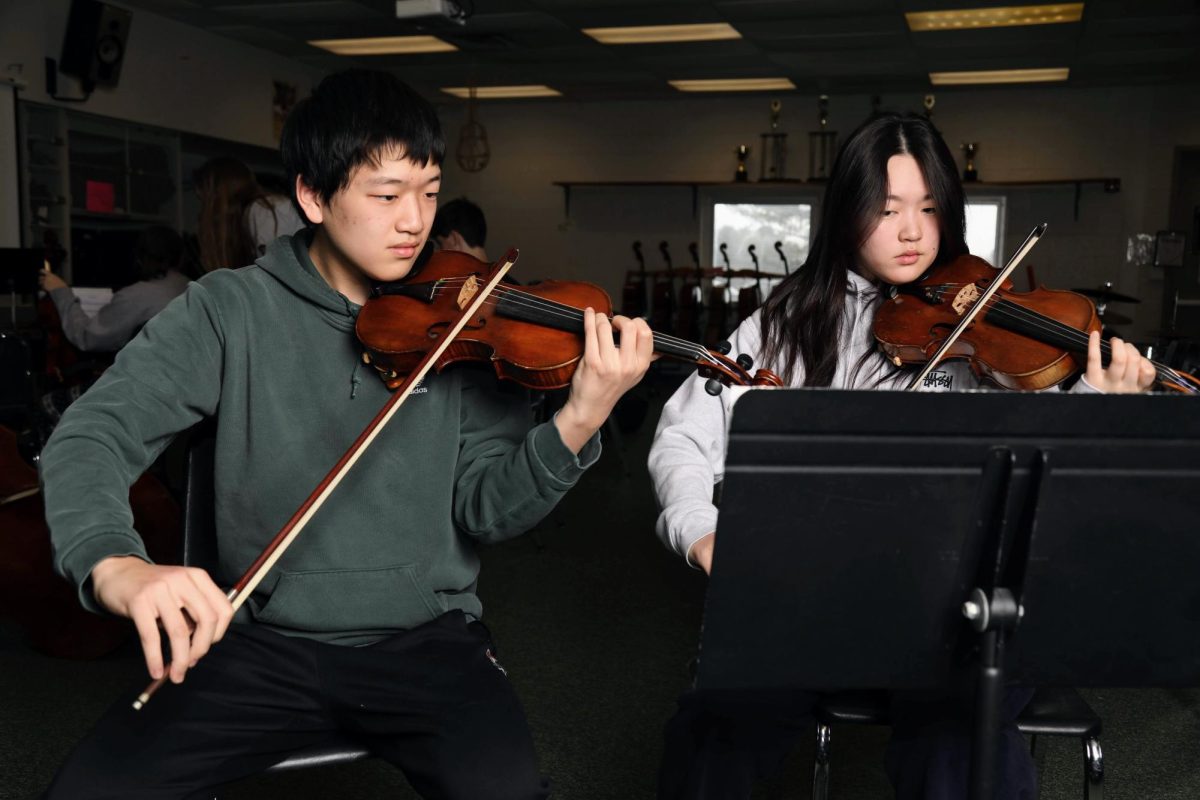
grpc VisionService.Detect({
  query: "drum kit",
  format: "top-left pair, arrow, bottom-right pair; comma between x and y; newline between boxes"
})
1071,281 -> 1139,328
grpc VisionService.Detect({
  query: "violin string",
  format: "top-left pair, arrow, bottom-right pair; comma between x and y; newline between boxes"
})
420,280 -> 727,370
956,292 -> 1188,389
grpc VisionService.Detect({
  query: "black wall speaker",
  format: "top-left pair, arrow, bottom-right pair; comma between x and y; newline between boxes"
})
60,0 -> 133,91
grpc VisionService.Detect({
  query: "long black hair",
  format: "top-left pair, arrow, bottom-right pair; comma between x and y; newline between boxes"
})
758,112 -> 967,386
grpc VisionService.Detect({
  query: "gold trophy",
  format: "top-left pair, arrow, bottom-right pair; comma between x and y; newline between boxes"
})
961,142 -> 979,182
759,100 -> 787,181
808,95 -> 837,181
734,144 -> 750,182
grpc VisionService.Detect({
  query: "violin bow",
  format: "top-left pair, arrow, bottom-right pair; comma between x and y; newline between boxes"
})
906,223 -> 1047,391
133,250 -> 519,710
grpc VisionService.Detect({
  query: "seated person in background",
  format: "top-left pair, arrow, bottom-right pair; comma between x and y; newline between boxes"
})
193,156 -> 305,271
39,225 -> 191,353
431,196 -> 489,261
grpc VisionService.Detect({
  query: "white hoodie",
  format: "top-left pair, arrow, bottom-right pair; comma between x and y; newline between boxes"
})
648,269 -> 1096,565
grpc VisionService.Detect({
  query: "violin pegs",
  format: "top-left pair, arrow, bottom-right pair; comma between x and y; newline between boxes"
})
716,340 -> 732,355
704,378 -> 724,397
736,353 -> 754,370
361,351 -> 372,364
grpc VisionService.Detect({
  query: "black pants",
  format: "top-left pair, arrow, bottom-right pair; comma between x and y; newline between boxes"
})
658,687 -> 1037,800
44,611 -> 549,800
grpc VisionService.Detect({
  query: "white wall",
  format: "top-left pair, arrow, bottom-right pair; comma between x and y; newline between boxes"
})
0,0 -> 325,148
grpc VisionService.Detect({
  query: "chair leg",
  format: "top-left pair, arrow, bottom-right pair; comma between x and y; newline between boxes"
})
1083,736 -> 1103,800
813,722 -> 831,800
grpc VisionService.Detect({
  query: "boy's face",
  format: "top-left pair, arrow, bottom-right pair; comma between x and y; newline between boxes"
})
298,148 -> 441,294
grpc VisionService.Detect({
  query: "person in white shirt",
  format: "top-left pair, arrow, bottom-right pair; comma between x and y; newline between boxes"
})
194,157 -> 305,272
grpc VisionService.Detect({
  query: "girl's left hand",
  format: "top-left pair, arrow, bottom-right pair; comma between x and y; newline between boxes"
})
1085,330 -> 1155,394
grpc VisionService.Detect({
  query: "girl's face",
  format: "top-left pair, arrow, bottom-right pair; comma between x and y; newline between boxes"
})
856,154 -> 940,285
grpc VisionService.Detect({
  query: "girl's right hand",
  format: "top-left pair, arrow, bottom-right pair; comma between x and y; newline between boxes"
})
688,532 -> 717,575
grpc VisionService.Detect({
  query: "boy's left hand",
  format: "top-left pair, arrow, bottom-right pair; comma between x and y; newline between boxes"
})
1085,330 -> 1155,394
555,308 -> 654,453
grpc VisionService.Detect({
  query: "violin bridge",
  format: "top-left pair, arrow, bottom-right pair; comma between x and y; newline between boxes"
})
952,284 -> 981,316
456,275 -> 480,310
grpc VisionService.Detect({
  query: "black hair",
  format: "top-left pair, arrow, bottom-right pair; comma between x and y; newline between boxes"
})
134,225 -> 184,280
758,111 -> 967,386
431,197 -> 487,248
280,69 -> 445,222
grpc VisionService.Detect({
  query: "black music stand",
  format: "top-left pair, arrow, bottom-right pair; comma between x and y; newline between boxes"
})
695,388 -> 1200,800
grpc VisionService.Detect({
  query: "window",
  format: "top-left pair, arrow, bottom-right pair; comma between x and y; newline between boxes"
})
964,196 -> 1006,266
705,197 -> 815,303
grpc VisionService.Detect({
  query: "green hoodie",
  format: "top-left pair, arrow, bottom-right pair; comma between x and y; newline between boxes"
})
41,234 -> 599,645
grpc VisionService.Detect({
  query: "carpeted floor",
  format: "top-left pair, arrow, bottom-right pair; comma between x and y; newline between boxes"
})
3,370 -> 1199,798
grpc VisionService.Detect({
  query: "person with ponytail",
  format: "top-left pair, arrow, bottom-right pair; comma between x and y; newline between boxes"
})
649,111 -> 1153,800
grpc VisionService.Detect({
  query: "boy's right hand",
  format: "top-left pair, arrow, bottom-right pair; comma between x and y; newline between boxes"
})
91,555 -> 233,684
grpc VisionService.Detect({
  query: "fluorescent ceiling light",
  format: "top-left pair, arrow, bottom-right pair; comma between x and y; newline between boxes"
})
669,77 -> 796,92
583,23 -> 741,45
907,4 -> 1084,32
441,85 -> 562,99
929,67 -> 1070,85
308,35 -> 457,55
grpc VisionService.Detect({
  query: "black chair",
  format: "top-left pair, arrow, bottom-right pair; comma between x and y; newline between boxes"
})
182,425 -> 372,777
812,687 -> 1103,799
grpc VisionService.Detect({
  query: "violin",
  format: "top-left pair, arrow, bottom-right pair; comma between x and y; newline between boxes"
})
873,253 -> 1200,393
357,249 -> 782,391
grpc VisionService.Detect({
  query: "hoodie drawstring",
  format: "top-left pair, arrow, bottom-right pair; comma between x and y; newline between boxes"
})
350,358 -> 362,399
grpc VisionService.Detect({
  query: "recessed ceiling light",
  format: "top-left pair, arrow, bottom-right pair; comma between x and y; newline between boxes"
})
441,85 -> 562,99
929,67 -> 1070,85
308,35 -> 457,55
669,78 -> 796,92
907,4 -> 1084,32
583,23 -> 741,45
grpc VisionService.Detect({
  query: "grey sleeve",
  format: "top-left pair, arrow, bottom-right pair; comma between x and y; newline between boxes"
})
452,373 -> 600,544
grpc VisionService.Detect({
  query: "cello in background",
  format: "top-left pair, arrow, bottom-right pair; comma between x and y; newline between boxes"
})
621,241 -> 649,318
0,424 -> 182,659
704,243 -> 732,348
675,242 -> 704,342
736,243 -> 764,324
774,240 -> 790,276
649,240 -> 675,333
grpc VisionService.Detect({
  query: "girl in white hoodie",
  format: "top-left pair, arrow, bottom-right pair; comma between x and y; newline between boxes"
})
651,111 -> 1153,800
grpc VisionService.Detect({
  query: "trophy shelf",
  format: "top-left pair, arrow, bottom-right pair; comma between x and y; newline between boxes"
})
552,179 -> 811,218
552,177 -> 1119,221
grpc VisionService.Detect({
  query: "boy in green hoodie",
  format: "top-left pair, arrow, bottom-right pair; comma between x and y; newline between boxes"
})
40,69 -> 653,799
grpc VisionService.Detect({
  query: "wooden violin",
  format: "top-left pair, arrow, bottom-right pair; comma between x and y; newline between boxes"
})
357,249 -> 782,391
874,252 -> 1200,393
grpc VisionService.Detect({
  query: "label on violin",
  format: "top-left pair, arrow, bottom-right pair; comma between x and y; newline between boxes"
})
921,370 -> 954,390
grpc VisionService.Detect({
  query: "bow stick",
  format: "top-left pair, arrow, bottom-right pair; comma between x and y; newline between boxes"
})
133,249 -> 519,710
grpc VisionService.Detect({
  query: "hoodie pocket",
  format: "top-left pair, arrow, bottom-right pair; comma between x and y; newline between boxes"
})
251,564 -> 446,633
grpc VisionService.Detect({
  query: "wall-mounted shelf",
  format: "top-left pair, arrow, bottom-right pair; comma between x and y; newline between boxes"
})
553,177 -> 1120,221
965,178 -> 1120,220
552,179 -> 811,217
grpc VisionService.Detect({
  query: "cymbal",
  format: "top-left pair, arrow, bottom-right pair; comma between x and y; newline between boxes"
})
1097,311 -> 1133,325
1071,286 -> 1140,303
